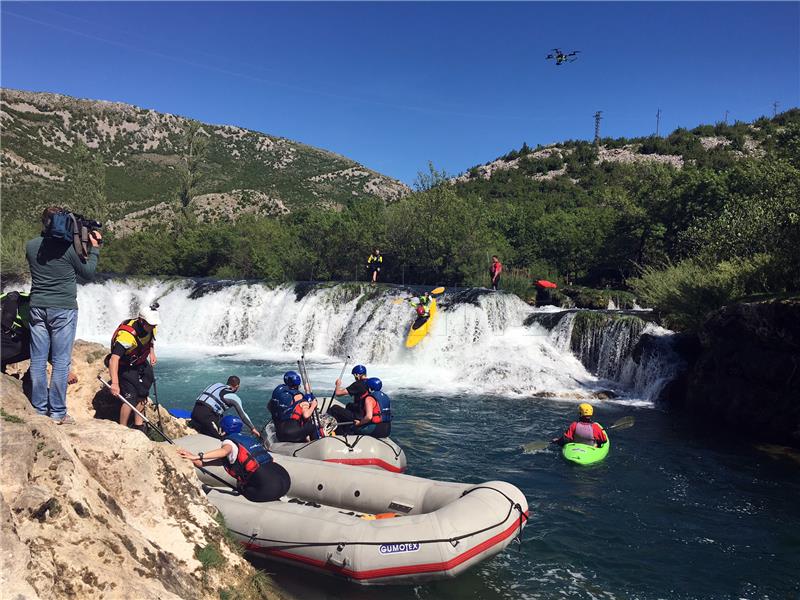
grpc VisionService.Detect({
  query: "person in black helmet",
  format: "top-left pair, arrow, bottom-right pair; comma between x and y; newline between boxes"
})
268,370 -> 321,442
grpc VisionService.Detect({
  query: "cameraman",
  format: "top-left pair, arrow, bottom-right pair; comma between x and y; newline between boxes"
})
25,206 -> 101,424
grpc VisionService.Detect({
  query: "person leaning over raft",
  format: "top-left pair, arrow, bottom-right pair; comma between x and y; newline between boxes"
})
552,403 -> 608,448
179,415 -> 291,502
191,376 -> 261,440
367,248 -> 383,284
107,305 -> 159,433
25,206 -> 102,424
268,371 -> 322,442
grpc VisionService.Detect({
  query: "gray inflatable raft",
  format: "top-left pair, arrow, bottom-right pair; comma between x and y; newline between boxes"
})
264,422 -> 407,472
178,434 -> 529,585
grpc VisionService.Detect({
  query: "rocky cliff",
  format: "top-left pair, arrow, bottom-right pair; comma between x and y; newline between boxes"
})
0,341 -> 289,600
672,299 -> 800,447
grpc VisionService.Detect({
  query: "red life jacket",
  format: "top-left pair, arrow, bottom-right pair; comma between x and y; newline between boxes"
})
110,319 -> 153,366
222,434 -> 273,486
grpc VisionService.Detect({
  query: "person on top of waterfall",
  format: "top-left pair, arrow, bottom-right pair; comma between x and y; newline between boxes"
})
552,403 -> 608,448
178,415 -> 291,502
268,371 -> 322,442
327,364 -> 371,431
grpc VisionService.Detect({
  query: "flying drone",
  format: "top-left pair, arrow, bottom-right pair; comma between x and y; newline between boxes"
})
545,48 -> 580,66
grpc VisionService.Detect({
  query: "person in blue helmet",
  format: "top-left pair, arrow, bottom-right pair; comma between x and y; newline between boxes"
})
327,365 -> 378,435
268,370 -> 322,442
179,415 -> 290,502
352,377 -> 392,438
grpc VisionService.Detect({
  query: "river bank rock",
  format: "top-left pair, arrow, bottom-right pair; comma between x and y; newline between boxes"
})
677,299 -> 800,447
0,341 -> 288,600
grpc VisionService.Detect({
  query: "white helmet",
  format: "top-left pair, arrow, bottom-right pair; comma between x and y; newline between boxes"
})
138,305 -> 160,326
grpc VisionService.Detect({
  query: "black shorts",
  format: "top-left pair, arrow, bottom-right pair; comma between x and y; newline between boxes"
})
118,362 -> 154,402
242,462 -> 291,502
190,402 -> 223,439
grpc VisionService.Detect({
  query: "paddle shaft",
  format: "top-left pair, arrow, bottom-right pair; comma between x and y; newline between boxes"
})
97,376 -> 236,491
298,354 -> 324,436
151,374 -> 165,432
522,416 -> 635,452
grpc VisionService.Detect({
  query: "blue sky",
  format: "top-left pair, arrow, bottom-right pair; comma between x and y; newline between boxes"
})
2,2 -> 798,184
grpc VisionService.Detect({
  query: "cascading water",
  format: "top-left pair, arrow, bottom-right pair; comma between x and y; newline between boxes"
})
75,279 -> 682,402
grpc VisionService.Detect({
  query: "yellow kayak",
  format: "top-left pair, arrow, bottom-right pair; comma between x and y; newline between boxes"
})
405,298 -> 437,348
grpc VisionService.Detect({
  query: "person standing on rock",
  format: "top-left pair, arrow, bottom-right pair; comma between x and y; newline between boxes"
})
367,249 -> 383,284
25,206 -> 102,424
190,376 -> 261,440
107,305 -> 159,433
489,255 -> 503,291
179,415 -> 291,502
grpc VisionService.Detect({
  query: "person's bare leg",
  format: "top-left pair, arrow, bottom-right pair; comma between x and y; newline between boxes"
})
133,399 -> 145,426
119,403 -> 132,426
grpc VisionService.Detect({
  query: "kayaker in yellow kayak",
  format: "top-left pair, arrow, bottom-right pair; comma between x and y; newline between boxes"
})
409,291 -> 433,319
552,403 -> 608,448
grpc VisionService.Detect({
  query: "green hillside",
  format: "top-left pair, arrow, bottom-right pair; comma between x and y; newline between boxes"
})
0,88 -> 408,228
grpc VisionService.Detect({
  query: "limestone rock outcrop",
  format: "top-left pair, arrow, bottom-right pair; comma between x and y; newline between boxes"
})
0,341 -> 287,599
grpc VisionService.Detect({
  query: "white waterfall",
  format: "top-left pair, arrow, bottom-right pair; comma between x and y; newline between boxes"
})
76,279 -> 608,399
75,279 -> 682,402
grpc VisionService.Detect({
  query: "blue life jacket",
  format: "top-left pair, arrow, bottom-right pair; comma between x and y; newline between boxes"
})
358,390 -> 392,423
223,433 -> 273,486
195,383 -> 231,416
269,384 -> 301,422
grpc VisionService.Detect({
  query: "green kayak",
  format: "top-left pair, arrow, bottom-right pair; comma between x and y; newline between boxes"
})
562,425 -> 610,465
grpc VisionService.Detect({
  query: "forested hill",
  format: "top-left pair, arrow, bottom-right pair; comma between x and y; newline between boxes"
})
0,88 -> 409,229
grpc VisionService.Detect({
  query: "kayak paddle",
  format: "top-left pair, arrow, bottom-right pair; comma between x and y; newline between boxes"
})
521,415 -> 636,453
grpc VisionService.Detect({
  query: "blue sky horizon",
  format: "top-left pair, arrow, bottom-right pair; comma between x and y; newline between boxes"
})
2,1 -> 798,184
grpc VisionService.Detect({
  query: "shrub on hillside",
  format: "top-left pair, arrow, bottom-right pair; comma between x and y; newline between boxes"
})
628,255 -> 774,331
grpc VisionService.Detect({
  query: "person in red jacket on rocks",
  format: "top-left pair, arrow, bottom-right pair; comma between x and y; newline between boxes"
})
553,403 -> 608,447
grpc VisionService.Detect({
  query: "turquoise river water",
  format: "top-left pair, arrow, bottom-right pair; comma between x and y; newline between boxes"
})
152,351 -> 799,600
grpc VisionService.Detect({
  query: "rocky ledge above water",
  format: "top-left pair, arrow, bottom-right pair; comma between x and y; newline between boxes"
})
666,299 -> 800,447
0,341 -> 288,600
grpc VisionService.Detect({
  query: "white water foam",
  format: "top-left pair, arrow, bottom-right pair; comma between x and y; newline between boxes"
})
75,279 -> 617,400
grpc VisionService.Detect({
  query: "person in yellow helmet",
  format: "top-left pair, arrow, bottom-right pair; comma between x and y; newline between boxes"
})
553,403 -> 608,447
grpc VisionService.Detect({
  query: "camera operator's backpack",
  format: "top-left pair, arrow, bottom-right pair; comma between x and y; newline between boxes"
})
43,211 -> 95,263
44,211 -> 75,244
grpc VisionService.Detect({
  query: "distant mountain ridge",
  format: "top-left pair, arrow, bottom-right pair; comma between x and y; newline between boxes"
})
0,88 -> 409,230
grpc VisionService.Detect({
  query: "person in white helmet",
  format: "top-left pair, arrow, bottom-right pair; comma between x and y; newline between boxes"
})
107,303 -> 160,433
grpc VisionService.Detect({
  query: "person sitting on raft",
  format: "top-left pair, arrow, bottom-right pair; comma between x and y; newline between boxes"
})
352,377 -> 392,438
552,403 -> 608,447
191,376 -> 260,440
268,371 -> 322,442
327,364 -> 369,428
178,415 -> 290,503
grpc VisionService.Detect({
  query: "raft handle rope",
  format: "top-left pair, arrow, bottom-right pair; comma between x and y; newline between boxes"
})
96,376 -> 238,493
224,484 -> 527,553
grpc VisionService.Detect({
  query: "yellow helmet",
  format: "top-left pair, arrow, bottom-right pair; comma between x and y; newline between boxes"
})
578,403 -> 593,417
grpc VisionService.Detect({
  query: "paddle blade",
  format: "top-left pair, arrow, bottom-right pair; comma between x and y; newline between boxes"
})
521,440 -> 550,453
430,286 -> 445,295
609,416 -> 635,431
